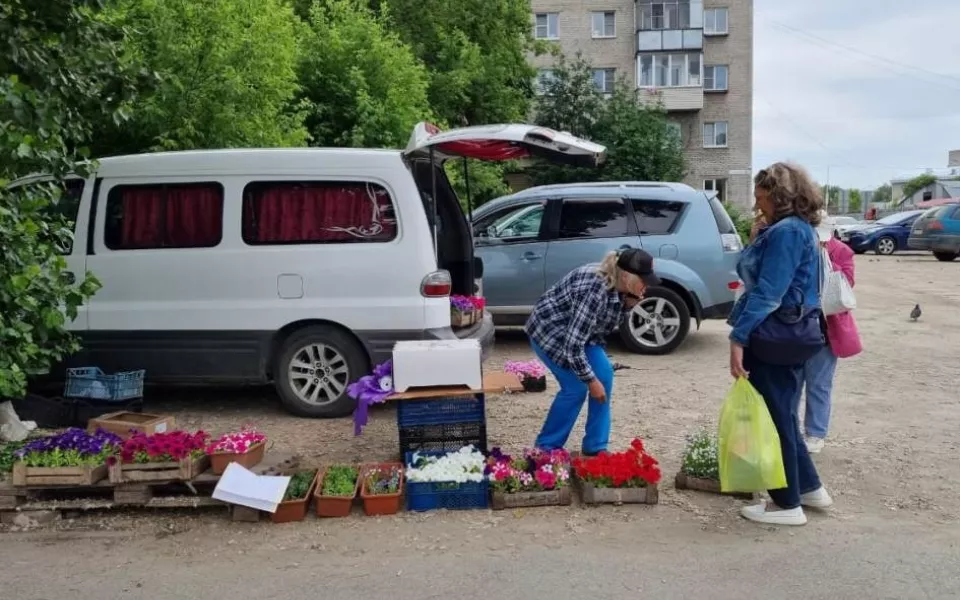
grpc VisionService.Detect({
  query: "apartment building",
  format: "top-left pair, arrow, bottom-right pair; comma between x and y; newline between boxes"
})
530,0 -> 754,206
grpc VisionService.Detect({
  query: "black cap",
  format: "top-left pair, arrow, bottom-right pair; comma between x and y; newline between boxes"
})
617,248 -> 661,287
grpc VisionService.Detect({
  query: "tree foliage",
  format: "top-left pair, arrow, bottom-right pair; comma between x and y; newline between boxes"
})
93,0 -> 306,155
0,0 -> 140,398
901,174 -> 938,201
528,53 -> 685,185
872,183 -> 892,205
299,0 -> 432,148
848,189 -> 862,213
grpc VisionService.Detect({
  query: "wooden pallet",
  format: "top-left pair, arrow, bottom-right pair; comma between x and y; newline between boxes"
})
0,453 -> 299,519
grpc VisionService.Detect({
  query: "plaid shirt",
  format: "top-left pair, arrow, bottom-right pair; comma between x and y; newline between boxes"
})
525,266 -> 623,382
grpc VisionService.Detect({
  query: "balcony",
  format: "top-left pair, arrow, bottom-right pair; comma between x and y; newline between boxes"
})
638,86 -> 703,111
637,29 -> 703,51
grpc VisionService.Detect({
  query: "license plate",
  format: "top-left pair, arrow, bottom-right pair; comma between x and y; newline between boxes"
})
913,228 -> 922,234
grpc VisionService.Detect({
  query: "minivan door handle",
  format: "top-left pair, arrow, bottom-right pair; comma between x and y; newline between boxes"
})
521,251 -> 542,262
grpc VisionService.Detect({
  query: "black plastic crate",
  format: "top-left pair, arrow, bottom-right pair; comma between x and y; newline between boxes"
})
11,394 -> 75,429
398,421 -> 488,457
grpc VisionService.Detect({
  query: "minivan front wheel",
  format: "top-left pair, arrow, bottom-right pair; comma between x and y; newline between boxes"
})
274,325 -> 368,418
619,287 -> 691,355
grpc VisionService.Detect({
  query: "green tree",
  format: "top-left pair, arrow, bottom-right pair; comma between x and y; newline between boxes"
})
529,54 -> 685,185
848,189 -> 862,213
298,0 -> 432,148
94,0 -> 306,155
901,173 -> 938,201
873,183 -> 892,205
0,0 -> 140,398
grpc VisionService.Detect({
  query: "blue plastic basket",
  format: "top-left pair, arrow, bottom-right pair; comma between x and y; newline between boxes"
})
64,367 -> 145,401
404,451 -> 489,512
396,394 -> 486,428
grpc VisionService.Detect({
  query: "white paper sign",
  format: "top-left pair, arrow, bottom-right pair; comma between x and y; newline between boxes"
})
212,463 -> 290,513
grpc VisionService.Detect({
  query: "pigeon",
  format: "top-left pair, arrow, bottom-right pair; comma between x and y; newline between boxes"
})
910,304 -> 922,322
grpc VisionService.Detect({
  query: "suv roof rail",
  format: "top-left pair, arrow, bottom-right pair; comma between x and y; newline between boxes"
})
528,181 -> 694,192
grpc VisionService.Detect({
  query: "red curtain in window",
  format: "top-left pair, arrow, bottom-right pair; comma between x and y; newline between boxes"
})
247,183 -> 396,243
120,184 -> 222,248
120,187 -> 164,248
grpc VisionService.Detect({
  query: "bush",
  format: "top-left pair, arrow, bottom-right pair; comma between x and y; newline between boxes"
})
723,201 -> 754,246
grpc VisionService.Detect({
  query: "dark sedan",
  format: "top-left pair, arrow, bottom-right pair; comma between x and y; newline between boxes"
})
841,210 -> 925,255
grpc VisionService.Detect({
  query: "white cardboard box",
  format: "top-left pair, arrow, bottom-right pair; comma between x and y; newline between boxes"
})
392,339 -> 482,392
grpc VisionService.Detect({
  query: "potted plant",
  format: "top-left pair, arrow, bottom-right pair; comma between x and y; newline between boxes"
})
272,469 -> 319,523
359,463 -> 404,516
206,428 -> 267,475
108,430 -> 210,483
1,441 -> 25,483
573,438 -> 662,505
449,295 -> 476,328
468,296 -> 486,323
486,447 -> 571,510
12,428 -> 121,486
675,428 -> 751,497
504,360 -> 548,392
314,465 -> 359,517
405,446 -> 488,512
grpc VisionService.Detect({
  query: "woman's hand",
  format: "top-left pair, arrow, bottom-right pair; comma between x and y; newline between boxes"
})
729,342 -> 748,379
749,214 -> 767,242
588,378 -> 607,403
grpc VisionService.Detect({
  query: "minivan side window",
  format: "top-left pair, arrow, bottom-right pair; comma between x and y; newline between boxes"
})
242,181 -> 397,245
104,183 -> 224,250
557,198 -> 629,239
631,199 -> 686,235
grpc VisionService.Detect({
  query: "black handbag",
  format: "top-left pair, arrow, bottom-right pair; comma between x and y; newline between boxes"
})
749,305 -> 825,366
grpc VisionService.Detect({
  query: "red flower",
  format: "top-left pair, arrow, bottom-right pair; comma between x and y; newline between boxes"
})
572,438 -> 661,488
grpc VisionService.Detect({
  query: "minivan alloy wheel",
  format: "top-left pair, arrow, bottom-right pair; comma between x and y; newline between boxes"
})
628,297 -> 682,348
287,343 -> 349,406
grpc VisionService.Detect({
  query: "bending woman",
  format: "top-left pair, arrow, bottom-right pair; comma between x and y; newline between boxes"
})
525,248 -> 660,456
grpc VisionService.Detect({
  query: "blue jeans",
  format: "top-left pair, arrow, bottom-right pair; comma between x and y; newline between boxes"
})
531,342 -> 613,455
801,345 -> 837,438
745,349 -> 822,510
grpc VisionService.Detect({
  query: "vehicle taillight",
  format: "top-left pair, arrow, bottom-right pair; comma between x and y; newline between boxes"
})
421,270 -> 452,297
929,221 -> 944,231
720,233 -> 742,252
728,281 -> 741,290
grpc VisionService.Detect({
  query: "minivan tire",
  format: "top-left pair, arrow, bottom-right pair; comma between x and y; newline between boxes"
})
934,251 -> 959,262
619,287 -> 691,355
273,325 -> 369,418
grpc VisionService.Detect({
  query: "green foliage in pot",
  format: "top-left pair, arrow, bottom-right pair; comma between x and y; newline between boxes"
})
321,465 -> 358,497
283,470 -> 317,501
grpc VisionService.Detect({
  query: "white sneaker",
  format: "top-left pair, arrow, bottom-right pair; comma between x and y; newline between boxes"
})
740,503 -> 807,526
801,486 -> 834,509
805,436 -> 825,454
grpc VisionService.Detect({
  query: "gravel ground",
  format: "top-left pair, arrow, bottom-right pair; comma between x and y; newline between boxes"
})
2,253 -> 959,598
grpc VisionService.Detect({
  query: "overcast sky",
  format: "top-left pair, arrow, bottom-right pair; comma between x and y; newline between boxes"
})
753,0 -> 960,190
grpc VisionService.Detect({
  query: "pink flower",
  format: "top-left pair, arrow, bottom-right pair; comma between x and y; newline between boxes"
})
536,465 -> 558,489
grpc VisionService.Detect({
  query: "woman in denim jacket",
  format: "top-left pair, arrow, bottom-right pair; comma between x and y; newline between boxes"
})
728,163 -> 833,526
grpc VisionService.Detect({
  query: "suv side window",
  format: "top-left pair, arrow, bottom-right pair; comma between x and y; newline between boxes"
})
474,202 -> 545,242
557,198 -> 629,239
631,199 -> 686,235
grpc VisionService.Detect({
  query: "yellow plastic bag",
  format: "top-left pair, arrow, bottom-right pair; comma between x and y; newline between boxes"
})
718,377 -> 787,493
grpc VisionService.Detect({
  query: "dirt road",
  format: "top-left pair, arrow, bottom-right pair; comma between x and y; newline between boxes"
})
2,254 -> 959,599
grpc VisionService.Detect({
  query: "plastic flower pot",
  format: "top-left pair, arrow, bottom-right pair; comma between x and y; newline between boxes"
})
521,375 -> 547,393
359,463 -> 404,516
314,466 -> 360,518
209,441 -> 266,475
271,469 -> 319,524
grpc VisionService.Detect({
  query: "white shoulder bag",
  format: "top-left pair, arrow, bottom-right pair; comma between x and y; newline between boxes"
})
820,246 -> 856,316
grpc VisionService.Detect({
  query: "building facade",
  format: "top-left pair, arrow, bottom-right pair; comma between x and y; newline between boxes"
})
529,0 -> 754,206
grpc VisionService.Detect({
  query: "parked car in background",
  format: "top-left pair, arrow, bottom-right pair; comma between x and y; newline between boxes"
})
471,182 -> 742,355
827,215 -> 864,238
908,203 -> 960,262
16,122 -> 605,418
841,209 -> 925,255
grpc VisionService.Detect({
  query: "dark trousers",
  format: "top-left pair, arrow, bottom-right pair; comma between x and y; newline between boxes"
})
745,349 -> 822,509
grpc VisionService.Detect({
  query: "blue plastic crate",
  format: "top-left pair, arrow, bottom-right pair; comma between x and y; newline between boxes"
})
64,367 -> 145,401
396,394 -> 486,428
404,451 -> 489,512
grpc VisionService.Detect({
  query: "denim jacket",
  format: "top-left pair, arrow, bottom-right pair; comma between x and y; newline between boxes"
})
728,216 -> 821,346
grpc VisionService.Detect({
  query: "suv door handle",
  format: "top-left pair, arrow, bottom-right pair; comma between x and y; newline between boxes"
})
618,244 -> 634,250
521,251 -> 542,261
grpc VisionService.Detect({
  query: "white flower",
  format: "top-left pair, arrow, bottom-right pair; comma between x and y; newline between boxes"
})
406,446 -> 486,483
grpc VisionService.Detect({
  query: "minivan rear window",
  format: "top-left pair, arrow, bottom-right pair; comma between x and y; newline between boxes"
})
242,181 -> 397,245
707,195 -> 737,235
631,199 -> 686,235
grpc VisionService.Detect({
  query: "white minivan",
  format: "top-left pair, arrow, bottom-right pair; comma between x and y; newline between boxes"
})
28,123 -> 605,417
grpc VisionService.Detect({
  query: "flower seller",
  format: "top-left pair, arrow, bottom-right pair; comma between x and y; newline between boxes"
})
524,248 -> 660,456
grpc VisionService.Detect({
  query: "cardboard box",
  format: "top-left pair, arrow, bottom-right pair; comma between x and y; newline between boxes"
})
392,339 -> 482,392
87,411 -> 175,439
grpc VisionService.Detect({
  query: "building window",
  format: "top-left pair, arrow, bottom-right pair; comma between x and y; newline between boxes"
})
638,53 -> 701,87
534,12 -> 559,39
704,178 -> 728,203
704,8 -> 728,35
593,68 -> 616,94
638,1 -> 703,30
242,181 -> 397,245
105,183 -> 224,250
704,65 -> 728,91
703,122 -> 728,148
535,69 -> 555,95
591,11 -> 616,38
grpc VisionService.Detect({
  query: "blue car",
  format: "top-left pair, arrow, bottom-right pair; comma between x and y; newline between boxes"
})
841,210 -> 925,255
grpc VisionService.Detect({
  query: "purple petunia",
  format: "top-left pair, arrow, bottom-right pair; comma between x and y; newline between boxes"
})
15,428 -> 122,459
449,295 -> 475,313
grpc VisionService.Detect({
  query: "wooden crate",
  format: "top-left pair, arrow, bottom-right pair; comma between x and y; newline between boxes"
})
580,482 -> 659,505
108,454 -> 209,484
674,472 -> 753,499
12,463 -> 108,487
88,411 -> 175,439
491,486 -> 571,510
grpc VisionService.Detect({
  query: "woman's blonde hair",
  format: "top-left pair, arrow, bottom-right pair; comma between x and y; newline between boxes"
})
596,251 -> 620,290
754,162 -> 824,226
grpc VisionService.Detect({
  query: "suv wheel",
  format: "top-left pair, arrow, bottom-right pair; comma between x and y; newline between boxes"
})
934,251 -> 959,262
619,287 -> 691,355
875,236 -> 897,255
274,325 -> 368,418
